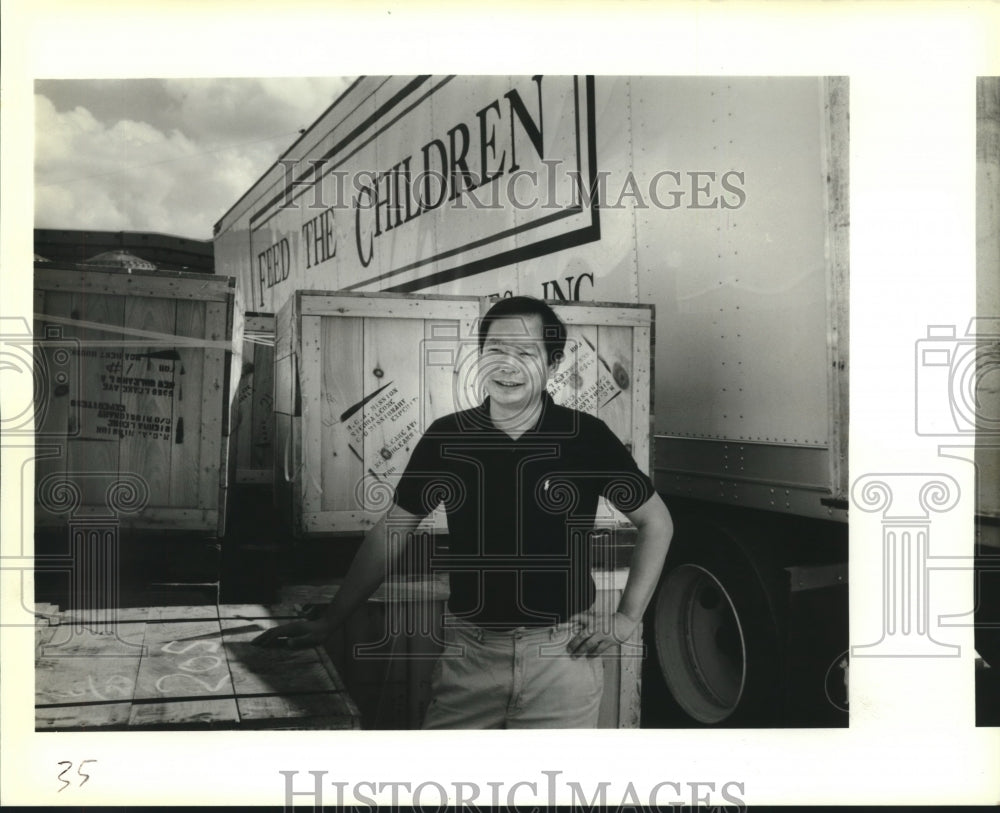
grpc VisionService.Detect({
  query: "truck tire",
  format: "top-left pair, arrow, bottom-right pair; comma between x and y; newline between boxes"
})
648,520 -> 786,726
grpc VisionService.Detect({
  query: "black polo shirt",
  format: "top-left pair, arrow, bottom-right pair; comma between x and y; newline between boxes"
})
392,392 -> 656,629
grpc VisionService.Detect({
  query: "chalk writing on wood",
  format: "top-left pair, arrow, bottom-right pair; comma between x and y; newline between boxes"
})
155,672 -> 230,694
50,674 -> 133,702
155,638 -> 229,694
176,655 -> 223,672
161,639 -> 221,655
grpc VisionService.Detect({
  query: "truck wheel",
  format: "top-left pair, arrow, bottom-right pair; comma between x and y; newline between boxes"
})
650,525 -> 785,725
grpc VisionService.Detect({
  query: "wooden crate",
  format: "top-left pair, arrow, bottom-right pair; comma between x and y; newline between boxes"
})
34,603 -> 359,730
276,291 -> 482,536
33,265 -> 243,536
284,571 -> 641,729
234,313 -> 276,484
276,292 -> 653,536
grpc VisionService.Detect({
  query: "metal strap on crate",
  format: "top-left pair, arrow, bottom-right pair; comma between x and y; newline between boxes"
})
34,313 -> 237,350
243,331 -> 275,347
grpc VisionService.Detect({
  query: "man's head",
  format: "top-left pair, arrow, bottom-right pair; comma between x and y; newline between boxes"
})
478,296 -> 566,364
477,296 -> 566,414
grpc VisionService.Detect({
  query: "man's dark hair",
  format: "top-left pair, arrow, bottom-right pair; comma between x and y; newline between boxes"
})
478,296 -> 567,366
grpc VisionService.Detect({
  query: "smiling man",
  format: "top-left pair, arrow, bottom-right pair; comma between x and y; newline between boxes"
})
255,296 -> 673,728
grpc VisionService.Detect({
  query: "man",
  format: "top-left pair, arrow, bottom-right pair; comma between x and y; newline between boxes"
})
255,296 -> 673,728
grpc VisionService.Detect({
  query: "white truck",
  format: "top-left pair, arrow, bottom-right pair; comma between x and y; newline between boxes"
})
214,75 -> 850,726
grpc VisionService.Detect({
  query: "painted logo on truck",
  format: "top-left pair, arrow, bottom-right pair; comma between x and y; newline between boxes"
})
245,75 -> 600,308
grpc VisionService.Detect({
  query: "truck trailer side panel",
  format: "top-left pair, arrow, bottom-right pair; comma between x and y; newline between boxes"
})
215,75 -> 847,521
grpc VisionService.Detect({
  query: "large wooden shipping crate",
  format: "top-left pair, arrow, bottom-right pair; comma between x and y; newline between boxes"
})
276,291 -> 653,536
33,265 -> 243,535
234,313 -> 275,484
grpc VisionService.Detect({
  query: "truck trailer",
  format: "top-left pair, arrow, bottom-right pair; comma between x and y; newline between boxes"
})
214,75 -> 850,726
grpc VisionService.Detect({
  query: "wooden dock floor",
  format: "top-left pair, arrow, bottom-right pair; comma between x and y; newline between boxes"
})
35,603 -> 360,731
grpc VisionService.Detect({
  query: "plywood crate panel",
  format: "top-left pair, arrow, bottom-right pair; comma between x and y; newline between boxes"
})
33,265 -> 243,535
276,292 -> 652,536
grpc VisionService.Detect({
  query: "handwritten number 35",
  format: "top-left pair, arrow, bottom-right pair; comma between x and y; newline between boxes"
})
57,760 -> 95,793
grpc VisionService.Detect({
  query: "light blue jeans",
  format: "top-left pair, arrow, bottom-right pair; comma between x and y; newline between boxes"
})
421,615 -> 605,729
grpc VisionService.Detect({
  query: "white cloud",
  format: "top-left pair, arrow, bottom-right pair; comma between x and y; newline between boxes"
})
34,77 -> 351,239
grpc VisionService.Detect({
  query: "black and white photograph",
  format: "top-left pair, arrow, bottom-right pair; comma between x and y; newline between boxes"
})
2,2 -> 999,808
28,75 -> 849,734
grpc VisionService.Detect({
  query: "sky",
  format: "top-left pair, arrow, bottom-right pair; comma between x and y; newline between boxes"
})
34,77 -> 352,241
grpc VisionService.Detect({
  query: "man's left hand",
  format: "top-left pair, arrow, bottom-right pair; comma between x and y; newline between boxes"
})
566,610 -> 638,658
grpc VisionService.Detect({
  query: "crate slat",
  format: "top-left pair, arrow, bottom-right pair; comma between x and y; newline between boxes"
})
299,315 -> 325,517
128,697 -> 239,727
34,290 -> 73,523
37,702 -> 134,730
197,302 -> 227,514
550,304 -> 651,327
361,315 -> 424,494
118,295 -> 176,505
171,301 -> 207,505
36,265 -> 233,301
65,292 -> 127,509
301,294 -> 479,321
235,693 -> 358,729
317,315 -> 364,513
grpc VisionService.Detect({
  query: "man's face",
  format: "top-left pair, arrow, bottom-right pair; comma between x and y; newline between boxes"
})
479,314 -> 558,415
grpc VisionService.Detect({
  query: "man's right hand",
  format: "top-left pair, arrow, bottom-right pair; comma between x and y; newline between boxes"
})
252,618 -> 333,649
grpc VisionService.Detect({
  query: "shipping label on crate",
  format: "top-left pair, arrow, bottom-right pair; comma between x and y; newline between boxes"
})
72,349 -> 180,441
547,332 -> 625,414
341,382 -> 421,482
